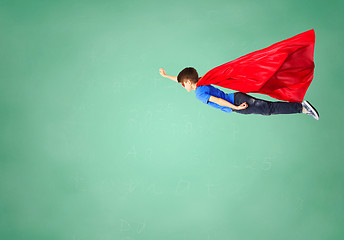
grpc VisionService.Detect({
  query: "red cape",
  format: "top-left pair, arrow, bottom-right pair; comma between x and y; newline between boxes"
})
183,29 -> 315,102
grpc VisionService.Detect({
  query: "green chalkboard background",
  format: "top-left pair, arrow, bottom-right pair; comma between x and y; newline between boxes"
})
1,0 -> 343,239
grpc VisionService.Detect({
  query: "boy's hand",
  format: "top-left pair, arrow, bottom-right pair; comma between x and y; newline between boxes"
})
159,68 -> 166,77
235,102 -> 248,110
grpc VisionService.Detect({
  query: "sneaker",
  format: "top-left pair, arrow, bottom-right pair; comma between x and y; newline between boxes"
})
302,100 -> 319,120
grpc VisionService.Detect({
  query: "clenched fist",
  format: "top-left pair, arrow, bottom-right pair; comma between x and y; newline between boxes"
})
159,68 -> 166,77
236,102 -> 248,110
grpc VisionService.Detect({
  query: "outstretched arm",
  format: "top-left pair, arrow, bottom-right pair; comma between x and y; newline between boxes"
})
159,68 -> 177,82
209,96 -> 248,110
159,68 -> 203,83
165,74 -> 177,82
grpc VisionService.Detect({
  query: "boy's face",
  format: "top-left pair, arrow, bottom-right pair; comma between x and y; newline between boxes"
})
183,79 -> 194,92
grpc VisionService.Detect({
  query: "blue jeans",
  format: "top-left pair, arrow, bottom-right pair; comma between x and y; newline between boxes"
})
232,92 -> 302,115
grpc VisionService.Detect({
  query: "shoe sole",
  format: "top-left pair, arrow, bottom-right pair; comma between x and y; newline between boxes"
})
304,101 -> 319,120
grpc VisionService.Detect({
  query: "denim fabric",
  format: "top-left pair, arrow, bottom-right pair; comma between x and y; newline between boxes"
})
232,92 -> 302,115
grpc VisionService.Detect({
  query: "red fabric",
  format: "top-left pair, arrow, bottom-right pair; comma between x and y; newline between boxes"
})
184,29 -> 315,102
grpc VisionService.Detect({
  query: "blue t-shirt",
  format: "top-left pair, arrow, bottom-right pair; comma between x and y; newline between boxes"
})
195,85 -> 235,113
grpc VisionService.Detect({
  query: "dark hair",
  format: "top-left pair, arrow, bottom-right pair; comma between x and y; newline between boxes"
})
177,67 -> 199,84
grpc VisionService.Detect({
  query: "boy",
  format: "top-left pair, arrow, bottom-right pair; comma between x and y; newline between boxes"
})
159,67 -> 319,120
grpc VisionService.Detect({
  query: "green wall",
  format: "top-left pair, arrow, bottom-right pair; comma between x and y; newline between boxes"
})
0,0 -> 343,239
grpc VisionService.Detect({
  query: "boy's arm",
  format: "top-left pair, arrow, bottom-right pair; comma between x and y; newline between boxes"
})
209,96 -> 238,110
164,74 -> 178,82
161,71 -> 203,83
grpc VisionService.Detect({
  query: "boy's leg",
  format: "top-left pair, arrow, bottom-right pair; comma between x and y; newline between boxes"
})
232,92 -> 302,115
